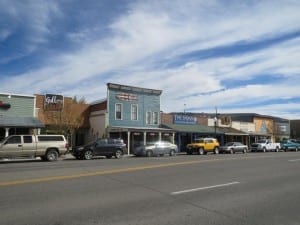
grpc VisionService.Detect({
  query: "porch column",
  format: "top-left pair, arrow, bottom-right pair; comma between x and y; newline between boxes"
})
143,132 -> 147,145
127,131 -> 130,155
5,128 -> 10,137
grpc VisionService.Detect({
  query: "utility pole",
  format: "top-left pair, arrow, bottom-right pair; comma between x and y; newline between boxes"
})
214,107 -> 218,138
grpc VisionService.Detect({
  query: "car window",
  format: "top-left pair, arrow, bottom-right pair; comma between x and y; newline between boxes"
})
96,139 -> 107,145
23,136 -> 33,143
6,136 -> 21,144
108,139 -> 115,144
38,136 -> 64,141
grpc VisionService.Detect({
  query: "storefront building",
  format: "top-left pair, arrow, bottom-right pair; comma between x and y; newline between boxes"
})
161,113 -> 249,150
230,113 -> 290,142
89,83 -> 175,154
0,93 -> 44,141
35,94 -> 90,146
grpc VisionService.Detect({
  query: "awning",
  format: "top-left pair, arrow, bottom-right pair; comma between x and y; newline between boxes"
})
108,126 -> 174,133
216,127 -> 248,136
162,123 -> 221,134
0,116 -> 45,128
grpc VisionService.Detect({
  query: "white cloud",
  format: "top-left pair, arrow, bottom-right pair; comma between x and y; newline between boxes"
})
2,0 -> 300,119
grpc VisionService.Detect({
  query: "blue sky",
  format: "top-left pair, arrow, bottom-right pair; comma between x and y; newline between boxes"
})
1,0 -> 300,119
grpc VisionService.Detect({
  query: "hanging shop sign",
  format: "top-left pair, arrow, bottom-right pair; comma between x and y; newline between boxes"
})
0,101 -> 11,110
174,114 -> 197,125
116,93 -> 138,102
44,94 -> 64,111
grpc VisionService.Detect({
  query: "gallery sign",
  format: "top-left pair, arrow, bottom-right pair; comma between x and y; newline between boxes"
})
44,94 -> 64,111
174,114 -> 197,125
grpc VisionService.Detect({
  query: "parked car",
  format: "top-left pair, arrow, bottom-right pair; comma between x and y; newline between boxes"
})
0,135 -> 69,161
72,138 -> 126,160
251,139 -> 280,152
134,141 -> 178,157
219,142 -> 248,154
280,140 -> 300,152
186,137 -> 220,155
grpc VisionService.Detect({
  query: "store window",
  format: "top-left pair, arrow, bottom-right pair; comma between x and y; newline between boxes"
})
115,103 -> 122,120
131,104 -> 138,121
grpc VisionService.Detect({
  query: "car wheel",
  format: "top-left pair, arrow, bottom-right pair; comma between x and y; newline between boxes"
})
295,147 -> 298,152
199,148 -> 205,155
45,149 -> 58,161
169,149 -> 176,156
263,147 -> 266,153
84,150 -> 93,160
146,150 -> 153,157
243,148 -> 247,153
230,149 -> 234,154
115,150 -> 123,159
214,147 -> 219,154
275,147 -> 279,152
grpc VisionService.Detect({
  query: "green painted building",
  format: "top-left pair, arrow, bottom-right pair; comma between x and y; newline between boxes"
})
0,93 -> 44,140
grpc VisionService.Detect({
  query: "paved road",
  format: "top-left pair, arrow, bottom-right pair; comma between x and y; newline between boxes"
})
1,152 -> 300,225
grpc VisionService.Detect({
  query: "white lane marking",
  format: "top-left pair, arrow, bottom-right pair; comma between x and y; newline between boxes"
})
171,181 -> 240,195
288,159 -> 300,162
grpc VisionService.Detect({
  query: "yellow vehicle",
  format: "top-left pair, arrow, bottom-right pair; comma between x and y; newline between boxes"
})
186,137 -> 220,155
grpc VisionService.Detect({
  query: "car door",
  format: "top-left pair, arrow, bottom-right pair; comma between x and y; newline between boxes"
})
107,139 -> 117,155
205,139 -> 214,151
94,139 -> 108,156
21,135 -> 37,157
0,136 -> 22,158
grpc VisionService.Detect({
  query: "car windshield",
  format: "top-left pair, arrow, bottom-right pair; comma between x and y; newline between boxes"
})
257,140 -> 267,143
225,142 -> 234,146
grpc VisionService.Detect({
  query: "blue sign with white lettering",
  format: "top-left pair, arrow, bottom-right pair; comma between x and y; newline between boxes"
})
174,114 -> 197,124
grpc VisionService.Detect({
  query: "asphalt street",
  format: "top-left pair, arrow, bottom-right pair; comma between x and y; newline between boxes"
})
0,152 -> 300,225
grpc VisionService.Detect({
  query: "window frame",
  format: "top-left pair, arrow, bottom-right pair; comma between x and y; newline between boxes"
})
131,104 -> 138,121
146,111 -> 152,125
115,103 -> 123,120
153,111 -> 159,125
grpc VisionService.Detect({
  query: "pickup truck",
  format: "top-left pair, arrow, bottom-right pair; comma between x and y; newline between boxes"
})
0,135 -> 69,161
186,137 -> 220,155
251,139 -> 280,152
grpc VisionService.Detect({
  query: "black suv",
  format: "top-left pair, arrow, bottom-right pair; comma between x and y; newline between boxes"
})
72,138 -> 126,160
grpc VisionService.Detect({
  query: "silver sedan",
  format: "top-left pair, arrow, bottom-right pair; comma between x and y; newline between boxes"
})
134,141 -> 178,157
219,142 -> 248,154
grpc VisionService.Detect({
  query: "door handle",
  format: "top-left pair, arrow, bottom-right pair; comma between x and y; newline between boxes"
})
18,145 -> 23,147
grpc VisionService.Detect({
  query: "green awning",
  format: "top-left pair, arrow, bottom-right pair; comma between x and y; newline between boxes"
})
0,116 -> 45,128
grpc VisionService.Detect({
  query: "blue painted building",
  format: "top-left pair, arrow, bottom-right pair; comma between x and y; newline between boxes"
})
89,83 -> 175,154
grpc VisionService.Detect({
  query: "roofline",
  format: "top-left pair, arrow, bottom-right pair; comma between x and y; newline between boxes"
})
0,93 -> 35,98
90,98 -> 107,105
107,83 -> 162,95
